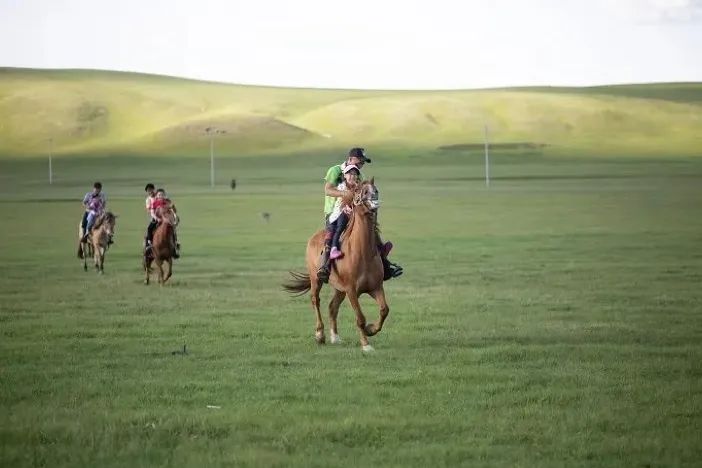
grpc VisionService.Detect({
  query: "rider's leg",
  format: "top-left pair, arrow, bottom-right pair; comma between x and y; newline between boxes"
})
144,221 -> 158,258
317,216 -> 334,282
375,229 -> 403,280
81,212 -> 89,237
330,213 -> 348,259
172,230 -> 180,259
145,220 -> 158,247
83,212 -> 96,240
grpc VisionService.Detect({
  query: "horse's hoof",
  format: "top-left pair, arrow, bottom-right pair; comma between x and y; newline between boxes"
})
315,332 -> 326,344
330,334 -> 341,344
362,344 -> 375,353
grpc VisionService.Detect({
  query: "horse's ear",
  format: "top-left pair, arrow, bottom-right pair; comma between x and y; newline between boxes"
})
369,176 -> 375,186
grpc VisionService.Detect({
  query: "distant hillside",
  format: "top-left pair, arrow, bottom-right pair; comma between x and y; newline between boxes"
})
1,68 -> 701,158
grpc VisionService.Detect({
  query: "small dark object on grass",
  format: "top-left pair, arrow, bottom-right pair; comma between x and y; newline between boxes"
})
261,212 -> 271,223
230,179 -> 236,190
171,344 -> 187,355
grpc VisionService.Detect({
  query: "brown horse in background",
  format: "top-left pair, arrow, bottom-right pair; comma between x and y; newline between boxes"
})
144,208 -> 178,285
77,212 -> 116,274
283,178 -> 389,352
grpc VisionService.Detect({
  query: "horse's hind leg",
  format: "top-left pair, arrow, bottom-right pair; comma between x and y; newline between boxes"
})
143,257 -> 151,285
328,289 -> 346,344
310,275 -> 325,344
347,289 -> 372,352
365,287 -> 390,337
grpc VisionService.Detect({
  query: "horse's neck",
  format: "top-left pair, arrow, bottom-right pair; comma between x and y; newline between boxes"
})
157,222 -> 173,235
348,211 -> 376,256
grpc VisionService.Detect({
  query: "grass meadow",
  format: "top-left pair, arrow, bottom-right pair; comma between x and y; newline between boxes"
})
1,149 -> 701,467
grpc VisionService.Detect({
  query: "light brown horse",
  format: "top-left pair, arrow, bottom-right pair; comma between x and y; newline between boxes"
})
144,208 -> 178,285
283,178 -> 389,352
77,212 -> 116,274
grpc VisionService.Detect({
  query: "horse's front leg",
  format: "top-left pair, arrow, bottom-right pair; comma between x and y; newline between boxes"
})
365,287 -> 389,337
155,259 -> 165,285
96,245 -> 105,274
347,289 -> 372,352
92,243 -> 100,272
163,259 -> 172,283
328,289 -> 346,344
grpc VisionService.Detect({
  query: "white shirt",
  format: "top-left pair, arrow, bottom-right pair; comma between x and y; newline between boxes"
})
328,182 -> 349,223
145,195 -> 156,220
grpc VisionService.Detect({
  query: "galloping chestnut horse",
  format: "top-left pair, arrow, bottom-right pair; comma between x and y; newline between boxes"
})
283,178 -> 390,352
77,212 -> 116,274
144,208 -> 178,285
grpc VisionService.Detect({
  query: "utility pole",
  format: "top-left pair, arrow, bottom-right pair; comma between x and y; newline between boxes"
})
205,127 -> 227,188
210,134 -> 215,188
484,124 -> 490,188
48,138 -> 53,185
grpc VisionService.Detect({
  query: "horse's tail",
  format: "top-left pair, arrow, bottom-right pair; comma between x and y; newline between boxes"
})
282,271 -> 311,296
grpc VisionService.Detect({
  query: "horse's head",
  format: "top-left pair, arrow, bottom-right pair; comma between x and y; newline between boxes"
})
101,212 -> 117,237
352,178 -> 380,215
161,208 -> 179,226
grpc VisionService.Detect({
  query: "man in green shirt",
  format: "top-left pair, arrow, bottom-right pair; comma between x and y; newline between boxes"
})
317,147 -> 404,282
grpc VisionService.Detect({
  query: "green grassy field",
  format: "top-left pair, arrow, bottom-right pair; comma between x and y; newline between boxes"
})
2,68 -> 702,158
1,148 -> 701,467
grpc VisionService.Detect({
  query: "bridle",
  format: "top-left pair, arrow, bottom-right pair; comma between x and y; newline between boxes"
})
352,182 -> 380,212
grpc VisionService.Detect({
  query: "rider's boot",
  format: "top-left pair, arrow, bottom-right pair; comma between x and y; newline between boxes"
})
143,239 -> 152,258
317,246 -> 331,283
382,255 -> 404,281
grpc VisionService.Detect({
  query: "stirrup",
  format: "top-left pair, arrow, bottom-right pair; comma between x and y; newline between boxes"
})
383,262 -> 404,281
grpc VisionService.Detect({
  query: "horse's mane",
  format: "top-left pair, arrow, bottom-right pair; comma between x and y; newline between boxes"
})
343,181 -> 380,245
340,186 -> 357,208
93,211 -> 115,230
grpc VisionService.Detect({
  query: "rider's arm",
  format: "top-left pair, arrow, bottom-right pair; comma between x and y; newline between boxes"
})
324,182 -> 345,198
323,165 -> 344,198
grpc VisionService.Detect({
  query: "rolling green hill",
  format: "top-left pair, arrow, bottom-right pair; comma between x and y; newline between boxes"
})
1,67 -> 701,157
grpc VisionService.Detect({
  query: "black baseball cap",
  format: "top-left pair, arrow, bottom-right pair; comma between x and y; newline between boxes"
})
348,147 -> 371,163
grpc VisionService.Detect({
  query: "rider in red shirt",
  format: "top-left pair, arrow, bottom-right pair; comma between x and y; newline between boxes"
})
145,188 -> 180,259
